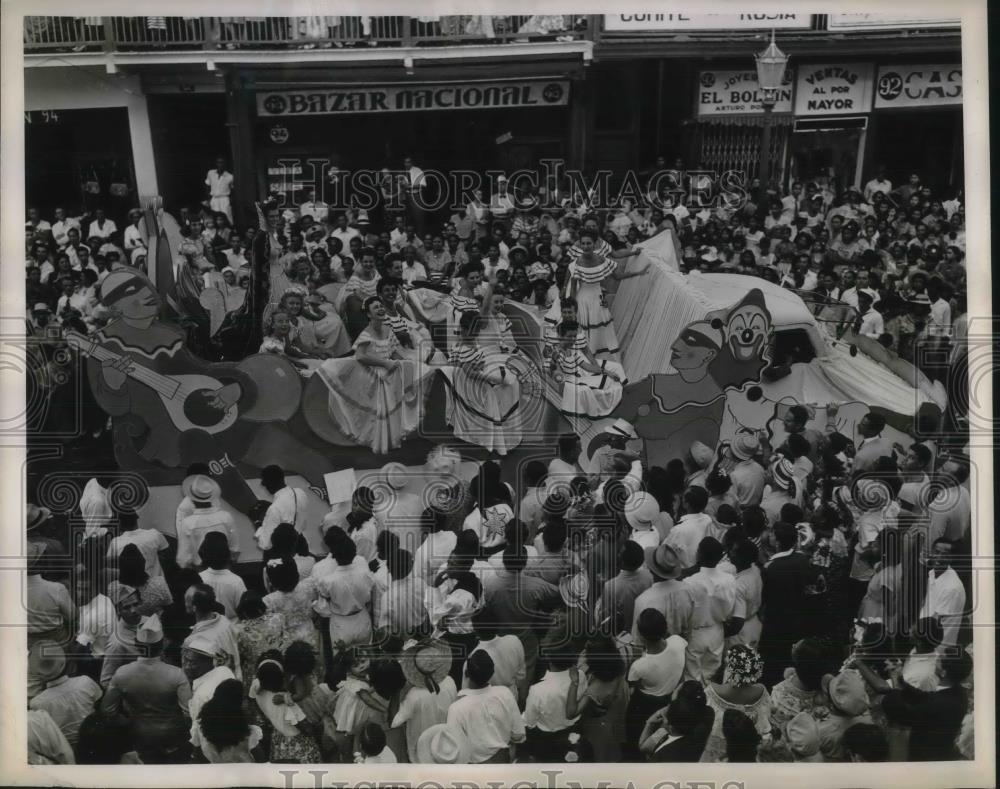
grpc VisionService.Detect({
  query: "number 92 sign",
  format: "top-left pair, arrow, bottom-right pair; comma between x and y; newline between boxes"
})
874,64 -> 962,109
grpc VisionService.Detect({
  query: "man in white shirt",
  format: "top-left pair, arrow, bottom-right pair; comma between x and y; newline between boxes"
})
182,635 -> 235,754
28,642 -> 101,749
87,208 -> 117,240
329,213 -> 360,250
919,538 -> 966,648
123,208 -> 146,252
51,208 -> 81,248
403,155 -> 428,233
183,584 -> 241,678
447,651 -> 525,763
547,433 -> 587,495
256,464 -> 310,550
205,158 -> 234,223
466,613 -> 527,703
175,475 -> 239,569
852,412 -> 894,474
389,216 -> 409,252
926,279 -> 952,340
298,187 -> 329,223
522,650 -> 586,756
26,207 -> 52,236
928,455 -> 971,546
856,290 -> 885,339
682,537 -> 737,682
106,509 -> 169,578
864,166 -> 893,203
665,486 -> 714,570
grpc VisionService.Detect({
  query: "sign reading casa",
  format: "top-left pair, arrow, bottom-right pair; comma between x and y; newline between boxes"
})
605,13 -> 809,30
697,69 -> 794,115
257,81 -> 570,116
794,63 -> 874,115
874,65 -> 962,108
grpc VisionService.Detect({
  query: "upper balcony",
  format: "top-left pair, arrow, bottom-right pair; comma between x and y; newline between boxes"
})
23,15 -> 590,53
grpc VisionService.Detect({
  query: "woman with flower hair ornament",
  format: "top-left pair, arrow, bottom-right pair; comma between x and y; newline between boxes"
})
699,644 -> 772,761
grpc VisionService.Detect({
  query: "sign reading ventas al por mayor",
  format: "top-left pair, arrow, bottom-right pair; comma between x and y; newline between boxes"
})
257,81 -> 570,116
874,64 -> 962,108
605,13 -> 809,30
794,63 -> 874,115
697,69 -> 794,116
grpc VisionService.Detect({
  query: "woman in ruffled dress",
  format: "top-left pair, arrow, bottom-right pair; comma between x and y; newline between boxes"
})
546,228 -> 648,362
317,296 -> 435,454
551,321 -> 624,419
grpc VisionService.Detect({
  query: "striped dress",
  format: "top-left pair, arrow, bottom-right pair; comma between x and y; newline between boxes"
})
563,256 -> 620,359
445,341 -> 522,455
554,347 -> 624,419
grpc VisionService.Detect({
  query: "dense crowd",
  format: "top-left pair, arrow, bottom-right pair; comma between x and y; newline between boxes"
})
23,158 -> 974,765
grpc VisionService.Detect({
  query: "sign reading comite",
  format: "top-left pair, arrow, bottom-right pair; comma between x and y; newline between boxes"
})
256,81 -> 570,116
605,13 -> 810,30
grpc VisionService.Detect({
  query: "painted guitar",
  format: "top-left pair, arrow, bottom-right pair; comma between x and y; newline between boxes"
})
65,330 -> 303,434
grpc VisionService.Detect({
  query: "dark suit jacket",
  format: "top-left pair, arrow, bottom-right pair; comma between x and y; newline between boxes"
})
761,552 -> 817,639
882,683 -> 968,761
649,707 -> 715,762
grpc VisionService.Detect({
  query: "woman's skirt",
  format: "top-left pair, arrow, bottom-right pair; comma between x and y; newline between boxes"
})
559,362 -> 625,419
575,282 -> 620,360
317,358 -> 435,455
441,352 -> 523,455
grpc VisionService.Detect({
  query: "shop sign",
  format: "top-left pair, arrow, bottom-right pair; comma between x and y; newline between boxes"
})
256,81 -> 570,116
605,13 -> 810,30
696,69 -> 794,116
828,13 -> 958,31
794,63 -> 874,115
874,64 -> 962,108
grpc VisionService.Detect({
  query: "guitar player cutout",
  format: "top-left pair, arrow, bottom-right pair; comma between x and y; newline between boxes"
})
80,267 -> 336,499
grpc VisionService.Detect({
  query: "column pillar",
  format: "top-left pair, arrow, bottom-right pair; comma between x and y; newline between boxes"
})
225,68 -> 257,230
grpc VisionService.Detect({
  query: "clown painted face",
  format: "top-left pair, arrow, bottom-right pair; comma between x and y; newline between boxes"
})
670,320 -> 723,382
725,290 -> 771,363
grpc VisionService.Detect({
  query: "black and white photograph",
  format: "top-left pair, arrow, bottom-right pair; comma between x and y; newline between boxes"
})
2,2 -> 994,786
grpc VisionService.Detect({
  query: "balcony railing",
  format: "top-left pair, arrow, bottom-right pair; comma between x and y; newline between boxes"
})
23,15 -> 588,52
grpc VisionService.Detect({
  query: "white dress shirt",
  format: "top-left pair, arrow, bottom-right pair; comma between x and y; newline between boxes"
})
199,567 -> 248,620
189,665 -> 236,747
88,218 -> 117,239
465,635 -> 526,697
177,507 -> 239,569
919,566 -> 966,647
391,676 -> 458,763
523,669 -> 586,732
76,593 -> 117,656
29,674 -> 102,746
256,486 -> 310,550
51,217 -> 81,247
664,513 -> 713,569
447,685 -> 525,762
107,528 -> 169,578
205,169 -> 234,197
860,308 -> 885,338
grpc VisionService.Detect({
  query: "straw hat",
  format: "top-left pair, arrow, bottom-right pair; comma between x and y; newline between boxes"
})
28,641 -> 66,684
689,441 -> 714,470
416,723 -> 471,764
380,462 -> 409,491
400,640 -> 453,693
624,492 -> 660,532
822,671 -> 869,716
785,711 -> 822,760
730,434 -> 760,462
183,633 -> 221,658
109,583 -> 138,607
606,419 -> 637,440
559,572 -> 589,610
187,475 -> 221,504
645,543 -> 682,580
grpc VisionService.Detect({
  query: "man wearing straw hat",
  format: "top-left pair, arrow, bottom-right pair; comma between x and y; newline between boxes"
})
26,540 -> 75,650
415,722 -> 472,764
28,641 -> 100,748
102,614 -> 192,763
631,544 -> 694,645
182,633 -> 235,756
392,639 -> 458,763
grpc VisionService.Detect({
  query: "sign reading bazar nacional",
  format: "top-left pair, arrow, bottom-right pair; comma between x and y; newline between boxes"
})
257,81 -> 570,116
